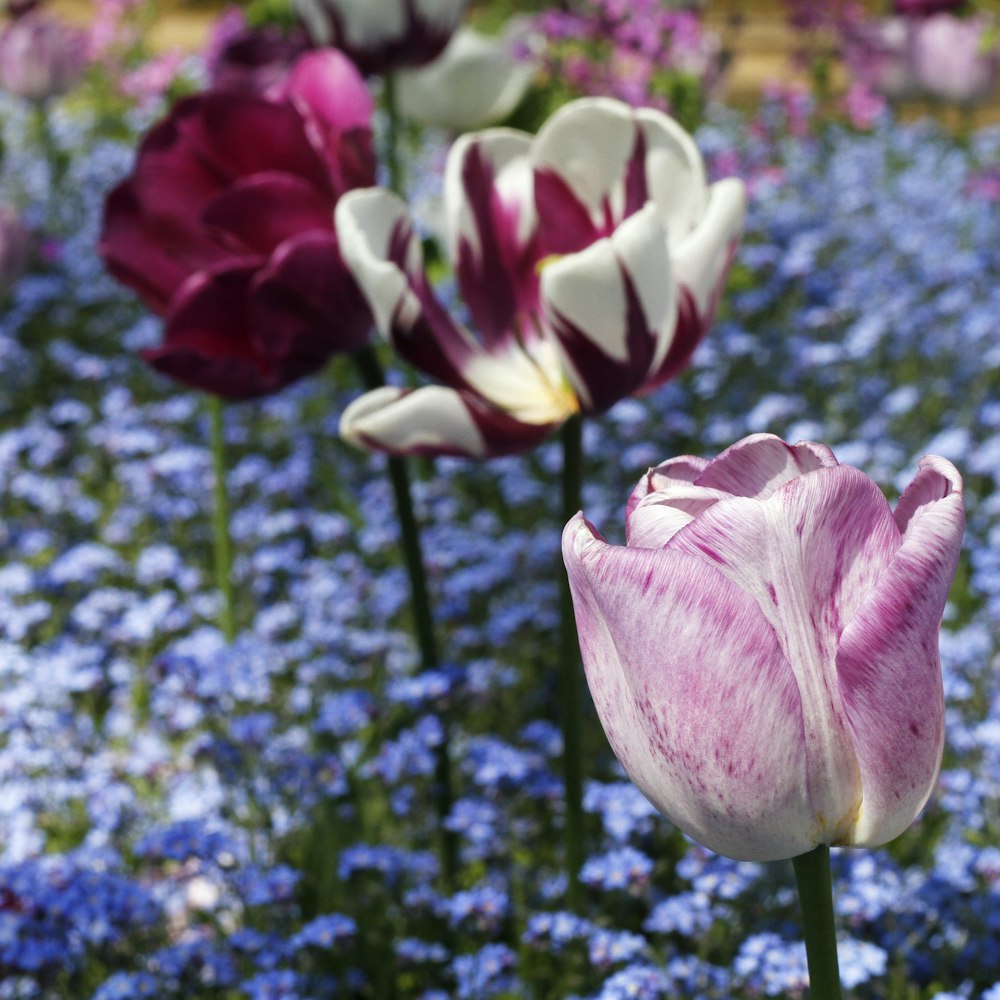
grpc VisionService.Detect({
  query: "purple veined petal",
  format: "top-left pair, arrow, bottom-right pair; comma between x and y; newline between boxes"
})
563,513 -> 819,862
540,204 -> 675,414
672,177 -> 747,321
836,457 -> 964,847
668,464 -> 907,846
202,172 -> 334,257
626,455 -> 712,520
340,384 -> 556,458
532,97 -> 641,232
444,128 -> 537,347
694,433 -> 839,499
626,484 -> 733,548
636,106 -> 710,242
335,188 -> 478,387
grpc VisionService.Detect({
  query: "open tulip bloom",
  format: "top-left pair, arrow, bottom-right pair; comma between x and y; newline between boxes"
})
336,97 -> 746,458
563,433 -> 965,863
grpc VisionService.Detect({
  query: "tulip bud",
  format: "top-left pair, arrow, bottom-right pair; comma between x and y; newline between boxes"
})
0,12 -> 86,102
563,433 -> 964,862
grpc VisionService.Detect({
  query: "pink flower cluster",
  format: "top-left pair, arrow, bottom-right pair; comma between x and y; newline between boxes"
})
535,0 -> 723,114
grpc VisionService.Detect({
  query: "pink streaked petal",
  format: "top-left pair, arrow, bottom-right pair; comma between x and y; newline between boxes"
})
532,98 -> 640,230
335,188 -> 478,387
893,455 -> 964,535
672,177 -> 747,317
837,459 -> 964,846
626,484 -> 732,548
668,464 -> 903,845
202,173 -> 333,256
626,455 -> 712,520
563,513 -> 817,862
445,129 -> 537,347
695,433 -> 840,499
541,205 -> 673,413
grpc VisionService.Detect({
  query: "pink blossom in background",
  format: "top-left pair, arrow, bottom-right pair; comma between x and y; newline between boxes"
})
965,166 -> 1000,201
842,81 -> 887,129
87,0 -> 143,62
119,49 -> 186,108
563,434 -> 964,862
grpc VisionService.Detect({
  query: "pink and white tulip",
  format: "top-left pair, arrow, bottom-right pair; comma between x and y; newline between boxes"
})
337,97 -> 745,458
911,14 -> 998,104
563,433 -> 964,861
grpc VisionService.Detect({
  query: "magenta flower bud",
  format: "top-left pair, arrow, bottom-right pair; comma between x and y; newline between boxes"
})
563,433 -> 965,862
0,11 -> 87,102
294,0 -> 468,75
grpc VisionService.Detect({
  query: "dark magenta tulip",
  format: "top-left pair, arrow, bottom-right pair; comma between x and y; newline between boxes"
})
100,49 -> 375,399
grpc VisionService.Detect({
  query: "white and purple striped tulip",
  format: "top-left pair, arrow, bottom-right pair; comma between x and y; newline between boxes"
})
337,97 -> 746,458
563,433 -> 964,862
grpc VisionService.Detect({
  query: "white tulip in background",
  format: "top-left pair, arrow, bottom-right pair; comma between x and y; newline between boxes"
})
395,22 -> 538,131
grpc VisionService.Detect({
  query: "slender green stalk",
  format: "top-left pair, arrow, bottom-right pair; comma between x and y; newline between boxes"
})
382,73 -> 405,198
559,413 -> 585,911
208,395 -> 236,644
792,845 -> 844,1000
353,346 -> 456,884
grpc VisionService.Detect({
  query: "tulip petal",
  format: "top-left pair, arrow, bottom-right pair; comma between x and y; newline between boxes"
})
340,384 -> 554,458
694,433 -> 839,499
626,455 -> 711,517
635,106 -> 710,241
533,98 -> 643,228
541,204 -> 675,413
250,230 -> 372,362
563,513 -> 817,861
101,178 -> 224,313
667,464 -> 905,845
145,264 -> 284,399
335,188 -> 478,387
203,173 -> 334,256
627,484 -> 733,548
672,177 -> 747,320
837,456 -> 964,846
445,129 -> 537,347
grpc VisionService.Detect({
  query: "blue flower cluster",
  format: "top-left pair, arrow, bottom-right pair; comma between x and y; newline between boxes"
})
0,76 -> 999,1000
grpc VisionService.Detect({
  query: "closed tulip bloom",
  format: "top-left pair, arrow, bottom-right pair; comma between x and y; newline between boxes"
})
337,97 -> 745,458
294,0 -> 467,74
0,11 -> 86,102
911,14 -> 998,103
395,24 -> 537,131
100,50 -> 375,399
563,433 -> 964,862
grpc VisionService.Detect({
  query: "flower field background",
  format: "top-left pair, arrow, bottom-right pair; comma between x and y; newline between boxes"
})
1,2 -> 1000,999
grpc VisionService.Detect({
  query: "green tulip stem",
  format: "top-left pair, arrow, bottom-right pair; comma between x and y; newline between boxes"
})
382,73 -> 406,199
792,845 -> 844,1000
559,412 -> 585,911
353,347 -> 456,885
208,395 -> 236,644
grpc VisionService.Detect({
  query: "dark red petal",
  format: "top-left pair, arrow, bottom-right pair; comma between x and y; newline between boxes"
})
202,173 -> 334,256
249,230 -> 373,363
